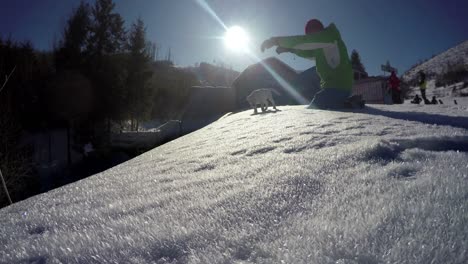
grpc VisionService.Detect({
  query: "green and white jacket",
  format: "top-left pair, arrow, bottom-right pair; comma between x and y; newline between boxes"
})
274,23 -> 353,92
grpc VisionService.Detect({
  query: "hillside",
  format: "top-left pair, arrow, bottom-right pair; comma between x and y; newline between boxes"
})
185,62 -> 240,87
1,98 -> 468,263
402,40 -> 468,82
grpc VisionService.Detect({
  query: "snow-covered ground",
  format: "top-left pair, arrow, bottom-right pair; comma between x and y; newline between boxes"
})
1,96 -> 468,263
406,80 -> 468,99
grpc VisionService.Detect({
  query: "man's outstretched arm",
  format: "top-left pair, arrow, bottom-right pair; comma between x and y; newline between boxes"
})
261,23 -> 338,52
275,47 -> 315,58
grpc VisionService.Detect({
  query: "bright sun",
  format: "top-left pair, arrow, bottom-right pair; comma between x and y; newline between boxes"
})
224,26 -> 249,52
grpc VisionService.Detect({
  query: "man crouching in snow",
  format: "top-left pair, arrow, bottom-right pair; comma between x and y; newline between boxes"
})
261,19 -> 354,109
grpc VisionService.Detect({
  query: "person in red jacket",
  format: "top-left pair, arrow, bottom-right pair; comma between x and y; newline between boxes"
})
388,71 -> 402,104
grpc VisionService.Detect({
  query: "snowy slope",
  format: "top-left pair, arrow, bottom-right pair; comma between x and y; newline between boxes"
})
403,40 -> 468,82
405,79 -> 468,101
1,98 -> 468,263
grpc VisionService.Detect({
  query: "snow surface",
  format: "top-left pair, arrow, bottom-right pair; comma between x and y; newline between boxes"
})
1,96 -> 468,263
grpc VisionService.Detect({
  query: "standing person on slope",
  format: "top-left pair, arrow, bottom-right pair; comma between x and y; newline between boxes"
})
418,71 -> 430,104
388,71 -> 402,104
261,19 -> 354,109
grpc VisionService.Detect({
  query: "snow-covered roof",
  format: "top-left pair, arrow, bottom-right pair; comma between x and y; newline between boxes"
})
233,57 -> 299,87
191,86 -> 231,89
1,93 -> 468,263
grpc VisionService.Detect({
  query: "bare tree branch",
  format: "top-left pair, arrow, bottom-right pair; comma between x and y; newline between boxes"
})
0,166 -> 12,205
0,66 -> 16,94
0,65 -> 16,205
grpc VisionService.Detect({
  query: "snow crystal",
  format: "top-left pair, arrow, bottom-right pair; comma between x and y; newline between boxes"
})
1,96 -> 467,263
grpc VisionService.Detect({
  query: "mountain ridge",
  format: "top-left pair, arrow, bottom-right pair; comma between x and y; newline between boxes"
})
402,40 -> 468,82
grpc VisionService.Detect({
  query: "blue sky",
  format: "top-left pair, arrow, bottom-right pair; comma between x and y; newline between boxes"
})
1,0 -> 467,76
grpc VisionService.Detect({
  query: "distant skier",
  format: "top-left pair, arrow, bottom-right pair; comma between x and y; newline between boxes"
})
431,96 -> 438,104
454,99 -> 458,105
411,94 -> 422,104
438,99 -> 444,104
261,19 -> 354,109
388,71 -> 402,104
418,71 -> 430,104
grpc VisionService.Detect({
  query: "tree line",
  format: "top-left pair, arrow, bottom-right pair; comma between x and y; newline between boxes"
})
53,0 -> 198,134
0,0 -> 199,207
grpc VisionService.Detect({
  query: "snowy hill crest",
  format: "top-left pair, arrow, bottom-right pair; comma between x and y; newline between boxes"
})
403,40 -> 468,82
1,101 -> 468,263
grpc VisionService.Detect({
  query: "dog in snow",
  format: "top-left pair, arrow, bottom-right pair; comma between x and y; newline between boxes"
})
246,88 -> 280,114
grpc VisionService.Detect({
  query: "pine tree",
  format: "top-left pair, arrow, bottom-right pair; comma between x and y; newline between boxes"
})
126,18 -> 153,131
55,1 -> 91,70
86,0 -> 127,125
350,49 -> 368,79
87,0 -> 126,57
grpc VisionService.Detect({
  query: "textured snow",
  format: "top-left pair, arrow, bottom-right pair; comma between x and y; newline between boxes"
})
1,96 -> 468,263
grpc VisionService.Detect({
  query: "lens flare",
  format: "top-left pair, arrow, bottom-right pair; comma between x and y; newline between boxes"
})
224,26 -> 249,52
244,50 -> 309,105
195,0 -> 227,30
195,0 -> 309,105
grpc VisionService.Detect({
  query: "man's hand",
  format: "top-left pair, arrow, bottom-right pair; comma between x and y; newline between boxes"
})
260,37 -> 278,52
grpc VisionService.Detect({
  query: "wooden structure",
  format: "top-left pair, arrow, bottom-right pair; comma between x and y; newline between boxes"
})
352,77 -> 391,104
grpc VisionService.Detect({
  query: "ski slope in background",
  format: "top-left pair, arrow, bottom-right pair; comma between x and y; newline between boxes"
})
402,40 -> 468,82
1,94 -> 467,263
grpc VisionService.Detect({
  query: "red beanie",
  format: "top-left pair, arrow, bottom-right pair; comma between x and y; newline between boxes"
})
305,19 -> 324,34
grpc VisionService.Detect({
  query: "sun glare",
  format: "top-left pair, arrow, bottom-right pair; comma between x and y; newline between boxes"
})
224,26 -> 249,52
